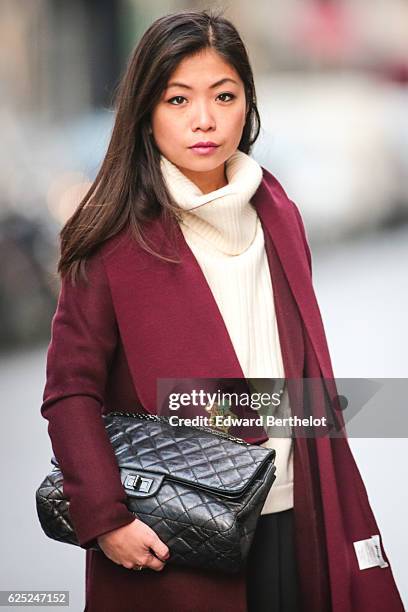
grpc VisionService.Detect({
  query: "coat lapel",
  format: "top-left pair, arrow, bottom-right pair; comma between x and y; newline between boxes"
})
103,172 -> 312,422
252,172 -> 345,433
103,215 -> 245,416
251,172 -> 333,380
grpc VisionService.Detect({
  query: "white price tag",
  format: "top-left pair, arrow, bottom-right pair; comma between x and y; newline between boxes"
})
353,534 -> 389,570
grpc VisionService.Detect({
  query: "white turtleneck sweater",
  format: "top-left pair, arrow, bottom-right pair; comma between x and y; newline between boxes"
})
160,150 -> 294,514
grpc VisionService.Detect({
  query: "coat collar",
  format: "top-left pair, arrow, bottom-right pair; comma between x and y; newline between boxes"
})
102,168 -> 329,425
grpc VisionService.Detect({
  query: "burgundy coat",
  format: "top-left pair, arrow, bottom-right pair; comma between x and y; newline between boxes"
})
41,166 -> 404,612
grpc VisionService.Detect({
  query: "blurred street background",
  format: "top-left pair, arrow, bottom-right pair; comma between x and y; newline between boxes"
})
1,0 -> 407,609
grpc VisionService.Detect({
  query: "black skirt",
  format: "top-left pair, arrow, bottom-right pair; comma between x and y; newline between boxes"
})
246,509 -> 301,612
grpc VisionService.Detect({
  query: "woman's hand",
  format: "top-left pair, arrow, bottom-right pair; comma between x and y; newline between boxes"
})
97,518 -> 170,571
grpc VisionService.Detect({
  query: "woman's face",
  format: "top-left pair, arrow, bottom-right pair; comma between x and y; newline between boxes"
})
150,47 -> 248,192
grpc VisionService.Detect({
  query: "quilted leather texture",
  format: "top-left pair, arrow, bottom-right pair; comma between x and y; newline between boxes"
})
36,412 -> 276,573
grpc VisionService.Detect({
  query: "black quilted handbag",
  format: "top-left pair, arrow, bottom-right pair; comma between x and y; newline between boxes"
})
36,411 -> 276,573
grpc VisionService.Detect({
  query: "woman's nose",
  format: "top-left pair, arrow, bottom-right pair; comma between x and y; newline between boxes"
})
191,101 -> 216,131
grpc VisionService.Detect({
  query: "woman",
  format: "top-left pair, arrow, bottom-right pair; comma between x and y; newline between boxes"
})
41,9 -> 404,612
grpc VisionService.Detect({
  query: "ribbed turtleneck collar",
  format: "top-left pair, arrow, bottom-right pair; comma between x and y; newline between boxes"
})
160,150 -> 263,255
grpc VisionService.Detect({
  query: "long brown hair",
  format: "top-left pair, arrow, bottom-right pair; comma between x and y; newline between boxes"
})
58,8 -> 261,283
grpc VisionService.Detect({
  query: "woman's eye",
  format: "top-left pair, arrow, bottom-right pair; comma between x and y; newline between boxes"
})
217,92 -> 235,102
167,92 -> 236,106
168,96 -> 186,106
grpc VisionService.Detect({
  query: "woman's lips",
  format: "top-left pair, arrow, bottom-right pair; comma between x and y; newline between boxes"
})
189,145 -> 219,156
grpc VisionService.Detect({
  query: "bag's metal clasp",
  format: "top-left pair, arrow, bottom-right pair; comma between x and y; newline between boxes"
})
121,469 -> 164,498
124,474 -> 153,493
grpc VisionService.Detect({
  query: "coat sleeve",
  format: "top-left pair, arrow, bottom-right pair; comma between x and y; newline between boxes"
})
40,251 -> 135,549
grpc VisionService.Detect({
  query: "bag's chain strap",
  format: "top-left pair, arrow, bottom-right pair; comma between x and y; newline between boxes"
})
105,410 -> 253,447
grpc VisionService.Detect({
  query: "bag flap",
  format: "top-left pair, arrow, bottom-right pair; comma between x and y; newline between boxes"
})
104,413 -> 276,497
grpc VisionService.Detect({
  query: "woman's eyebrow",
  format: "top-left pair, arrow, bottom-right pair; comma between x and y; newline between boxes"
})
166,77 -> 239,90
